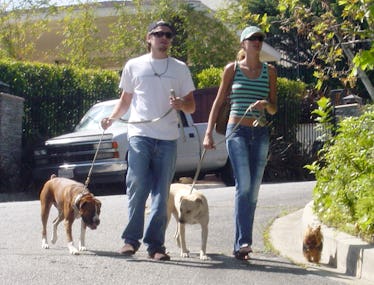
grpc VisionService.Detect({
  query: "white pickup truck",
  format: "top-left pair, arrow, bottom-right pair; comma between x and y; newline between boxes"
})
33,99 -> 234,190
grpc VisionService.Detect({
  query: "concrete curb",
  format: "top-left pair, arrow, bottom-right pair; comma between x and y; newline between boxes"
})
270,201 -> 374,284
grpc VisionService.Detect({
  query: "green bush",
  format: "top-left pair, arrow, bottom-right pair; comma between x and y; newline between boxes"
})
196,66 -> 223,89
272,78 -> 306,141
306,102 -> 374,242
0,59 -> 119,140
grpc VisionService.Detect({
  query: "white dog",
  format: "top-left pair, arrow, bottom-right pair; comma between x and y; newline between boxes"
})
167,183 -> 209,260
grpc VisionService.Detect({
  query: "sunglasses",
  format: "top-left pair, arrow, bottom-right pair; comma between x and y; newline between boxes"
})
246,35 -> 264,42
151,31 -> 173,39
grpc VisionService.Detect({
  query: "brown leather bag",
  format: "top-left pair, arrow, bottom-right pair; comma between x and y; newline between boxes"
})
215,62 -> 237,135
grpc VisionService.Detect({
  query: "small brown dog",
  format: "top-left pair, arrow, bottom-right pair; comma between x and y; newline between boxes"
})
302,224 -> 323,263
40,174 -> 101,255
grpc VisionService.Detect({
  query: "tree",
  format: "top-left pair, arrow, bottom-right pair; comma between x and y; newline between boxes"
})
214,0 -> 315,81
58,1 -> 102,68
106,0 -> 150,67
106,0 -> 238,69
0,0 -> 52,61
215,0 -> 373,100
181,3 -> 238,68
278,0 -> 374,100
1,0 -> 239,71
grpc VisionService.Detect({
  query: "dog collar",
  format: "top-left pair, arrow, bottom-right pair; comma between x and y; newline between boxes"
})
73,189 -> 91,211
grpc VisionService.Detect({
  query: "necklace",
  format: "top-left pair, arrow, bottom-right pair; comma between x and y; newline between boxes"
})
149,56 -> 169,78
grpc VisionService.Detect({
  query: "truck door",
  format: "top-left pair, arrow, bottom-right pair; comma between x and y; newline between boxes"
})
175,112 -> 200,173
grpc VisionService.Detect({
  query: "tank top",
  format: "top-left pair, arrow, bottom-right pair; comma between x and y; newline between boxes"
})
229,62 -> 270,118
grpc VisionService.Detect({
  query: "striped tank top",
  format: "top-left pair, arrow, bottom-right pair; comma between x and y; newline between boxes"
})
229,62 -> 270,118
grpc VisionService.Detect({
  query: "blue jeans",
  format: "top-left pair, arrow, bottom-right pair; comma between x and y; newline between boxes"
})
121,136 -> 177,255
226,123 -> 269,253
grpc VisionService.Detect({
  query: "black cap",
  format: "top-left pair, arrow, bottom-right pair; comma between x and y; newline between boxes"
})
148,20 -> 175,35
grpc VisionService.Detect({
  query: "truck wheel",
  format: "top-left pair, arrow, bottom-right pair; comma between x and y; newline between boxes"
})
220,159 -> 235,186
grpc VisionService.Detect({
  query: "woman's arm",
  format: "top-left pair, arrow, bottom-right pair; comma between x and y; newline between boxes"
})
203,62 -> 236,149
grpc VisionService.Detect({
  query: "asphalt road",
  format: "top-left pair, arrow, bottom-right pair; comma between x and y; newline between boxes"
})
0,181 -> 349,285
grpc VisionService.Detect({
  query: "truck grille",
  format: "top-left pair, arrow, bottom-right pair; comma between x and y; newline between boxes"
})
34,140 -> 118,166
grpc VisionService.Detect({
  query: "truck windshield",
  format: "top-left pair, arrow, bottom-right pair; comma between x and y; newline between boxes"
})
75,103 -> 130,131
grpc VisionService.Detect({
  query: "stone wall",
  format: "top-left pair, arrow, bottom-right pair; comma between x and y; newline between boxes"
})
0,92 -> 24,192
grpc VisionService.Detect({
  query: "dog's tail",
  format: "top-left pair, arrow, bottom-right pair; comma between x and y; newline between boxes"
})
50,174 -> 57,180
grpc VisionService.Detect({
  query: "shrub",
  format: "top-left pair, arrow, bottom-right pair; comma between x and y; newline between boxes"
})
272,78 -> 306,141
306,102 -> 374,242
0,59 -> 119,140
196,66 -> 223,89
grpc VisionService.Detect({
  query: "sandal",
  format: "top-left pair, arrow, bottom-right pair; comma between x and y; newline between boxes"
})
148,252 -> 171,261
119,243 -> 136,256
234,246 -> 252,260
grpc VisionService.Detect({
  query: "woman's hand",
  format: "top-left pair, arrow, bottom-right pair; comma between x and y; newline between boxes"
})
203,133 -> 216,150
251,100 -> 268,111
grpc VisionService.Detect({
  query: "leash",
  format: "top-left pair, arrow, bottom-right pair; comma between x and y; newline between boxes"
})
118,107 -> 174,124
85,129 -> 106,188
189,104 -> 269,194
170,89 -> 186,142
84,107 -> 175,188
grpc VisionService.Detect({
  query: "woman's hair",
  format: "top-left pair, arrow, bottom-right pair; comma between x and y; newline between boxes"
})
236,49 -> 245,61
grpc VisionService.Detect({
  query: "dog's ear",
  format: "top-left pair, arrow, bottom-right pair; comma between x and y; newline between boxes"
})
95,198 -> 102,214
79,200 -> 87,211
94,198 -> 102,209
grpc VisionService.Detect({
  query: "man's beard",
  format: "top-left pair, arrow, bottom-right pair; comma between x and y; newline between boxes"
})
157,46 -> 168,53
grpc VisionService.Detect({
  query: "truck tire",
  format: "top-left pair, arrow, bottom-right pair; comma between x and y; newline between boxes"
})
220,159 -> 235,186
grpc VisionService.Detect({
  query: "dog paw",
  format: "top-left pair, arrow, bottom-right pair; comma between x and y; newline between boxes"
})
79,245 -> 87,251
200,251 -> 209,260
69,248 -> 79,255
181,251 -> 190,258
68,242 -> 79,255
41,239 -> 49,249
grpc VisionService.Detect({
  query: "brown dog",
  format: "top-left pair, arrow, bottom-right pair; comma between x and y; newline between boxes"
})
167,183 -> 209,260
40,174 -> 101,255
302,224 -> 323,263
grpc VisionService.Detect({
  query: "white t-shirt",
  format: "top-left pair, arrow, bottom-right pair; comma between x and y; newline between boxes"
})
119,54 -> 195,140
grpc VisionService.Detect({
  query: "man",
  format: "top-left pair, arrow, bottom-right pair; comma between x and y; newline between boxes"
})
101,21 -> 195,261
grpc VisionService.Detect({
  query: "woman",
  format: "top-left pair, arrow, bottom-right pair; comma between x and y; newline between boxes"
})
203,26 -> 277,260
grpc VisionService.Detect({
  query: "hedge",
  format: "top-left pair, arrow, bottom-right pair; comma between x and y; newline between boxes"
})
0,59 -> 119,143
